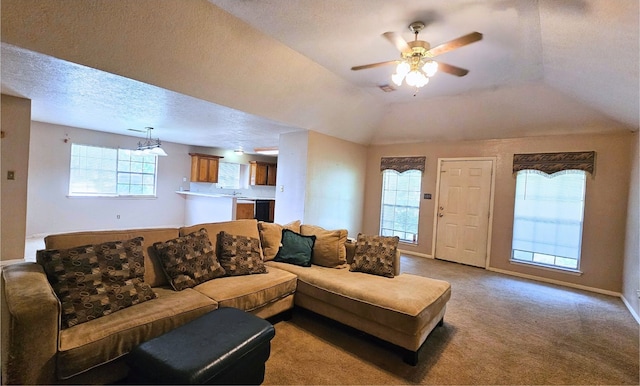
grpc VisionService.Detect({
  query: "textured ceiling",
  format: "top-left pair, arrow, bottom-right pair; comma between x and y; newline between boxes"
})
1,0 -> 637,152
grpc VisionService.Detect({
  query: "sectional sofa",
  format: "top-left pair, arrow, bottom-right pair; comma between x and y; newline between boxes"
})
1,219 -> 451,385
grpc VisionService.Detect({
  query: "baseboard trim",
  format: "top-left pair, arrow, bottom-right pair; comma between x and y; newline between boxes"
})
487,267 -> 622,298
621,295 -> 640,324
399,250 -> 433,259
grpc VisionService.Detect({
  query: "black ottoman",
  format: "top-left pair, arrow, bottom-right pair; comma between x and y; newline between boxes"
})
126,308 -> 275,385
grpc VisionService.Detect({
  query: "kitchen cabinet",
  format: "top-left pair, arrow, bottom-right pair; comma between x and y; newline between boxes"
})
189,153 -> 223,183
236,202 -> 255,220
249,161 -> 277,186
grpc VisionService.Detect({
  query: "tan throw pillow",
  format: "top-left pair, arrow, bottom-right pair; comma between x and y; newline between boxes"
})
258,220 -> 301,261
350,234 -> 399,278
217,231 -> 268,276
153,229 -> 226,291
300,224 -> 348,268
36,237 -> 157,329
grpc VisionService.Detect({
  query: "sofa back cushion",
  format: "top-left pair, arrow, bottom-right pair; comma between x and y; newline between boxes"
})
300,224 -> 348,268
180,219 -> 264,260
258,220 -> 301,261
44,228 -> 179,287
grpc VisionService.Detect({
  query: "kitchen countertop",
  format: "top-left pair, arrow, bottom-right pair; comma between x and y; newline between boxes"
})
175,191 -> 274,201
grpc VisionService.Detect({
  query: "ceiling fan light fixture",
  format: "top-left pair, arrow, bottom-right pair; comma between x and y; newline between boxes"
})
405,69 -> 428,87
423,60 -> 438,77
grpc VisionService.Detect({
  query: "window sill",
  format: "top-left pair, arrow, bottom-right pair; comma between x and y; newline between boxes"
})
509,259 -> 583,276
67,195 -> 157,199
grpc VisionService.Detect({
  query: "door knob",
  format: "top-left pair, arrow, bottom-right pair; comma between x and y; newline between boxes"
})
439,206 -> 444,210
438,213 -> 444,218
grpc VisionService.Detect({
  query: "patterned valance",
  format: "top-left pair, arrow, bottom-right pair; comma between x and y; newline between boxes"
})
380,156 -> 426,173
513,151 -> 596,175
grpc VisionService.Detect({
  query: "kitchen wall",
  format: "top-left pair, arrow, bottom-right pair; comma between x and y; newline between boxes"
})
275,131 -> 308,224
623,131 -> 639,320
364,132 -> 633,294
26,122 -> 190,238
1,94 -> 31,261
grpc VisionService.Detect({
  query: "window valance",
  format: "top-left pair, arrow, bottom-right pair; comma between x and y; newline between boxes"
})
512,151 -> 595,175
380,156 -> 426,173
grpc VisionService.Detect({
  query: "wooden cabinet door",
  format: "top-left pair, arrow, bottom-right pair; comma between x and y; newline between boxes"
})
236,203 -> 255,220
189,153 -> 222,183
250,162 -> 268,185
266,164 -> 277,186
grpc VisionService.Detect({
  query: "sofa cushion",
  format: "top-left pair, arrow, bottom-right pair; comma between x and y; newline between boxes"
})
153,229 -> 226,291
350,234 -> 399,278
36,237 -> 157,329
217,231 -> 267,276
258,220 -> 301,261
44,228 -> 180,287
266,261 -> 451,338
274,229 -> 315,267
57,287 -> 217,379
194,266 -> 297,312
301,224 -> 348,268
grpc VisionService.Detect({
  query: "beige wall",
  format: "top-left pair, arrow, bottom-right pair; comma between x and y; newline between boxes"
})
365,132 -> 633,293
622,132 -> 639,318
304,131 -> 367,234
1,95 -> 31,260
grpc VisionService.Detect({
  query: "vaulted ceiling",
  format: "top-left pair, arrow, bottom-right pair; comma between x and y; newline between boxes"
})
1,0 -> 638,153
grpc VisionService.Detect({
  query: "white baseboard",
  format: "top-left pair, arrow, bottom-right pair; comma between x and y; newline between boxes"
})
621,295 -> 640,324
487,267 -> 622,297
398,249 -> 433,259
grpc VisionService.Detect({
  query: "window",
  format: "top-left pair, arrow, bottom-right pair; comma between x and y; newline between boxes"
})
69,144 -> 158,197
217,162 -> 241,189
511,170 -> 586,271
380,169 -> 421,243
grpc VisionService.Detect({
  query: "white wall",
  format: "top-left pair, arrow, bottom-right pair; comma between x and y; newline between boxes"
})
622,132 -> 639,321
274,131 -> 308,224
26,122 -> 191,237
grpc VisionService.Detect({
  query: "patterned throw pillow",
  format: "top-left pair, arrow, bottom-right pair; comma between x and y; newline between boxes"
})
350,234 -> 399,278
153,229 -> 226,291
217,231 -> 267,276
274,229 -> 316,267
36,237 -> 157,329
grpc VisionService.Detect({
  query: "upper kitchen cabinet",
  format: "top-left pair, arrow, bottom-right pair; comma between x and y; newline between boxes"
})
249,161 -> 277,186
189,153 -> 223,183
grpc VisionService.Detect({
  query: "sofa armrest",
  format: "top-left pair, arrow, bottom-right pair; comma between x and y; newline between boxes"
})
1,263 -> 60,385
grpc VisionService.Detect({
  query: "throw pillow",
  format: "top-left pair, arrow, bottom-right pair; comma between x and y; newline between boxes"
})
274,229 -> 316,267
36,237 -> 157,329
153,229 -> 226,291
300,224 -> 348,268
217,231 -> 267,276
350,234 -> 399,278
258,220 -> 301,261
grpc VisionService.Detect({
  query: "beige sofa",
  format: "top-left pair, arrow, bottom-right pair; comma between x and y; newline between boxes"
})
1,219 -> 450,384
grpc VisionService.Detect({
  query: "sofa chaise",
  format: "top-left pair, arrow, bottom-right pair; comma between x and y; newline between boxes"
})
1,219 -> 450,384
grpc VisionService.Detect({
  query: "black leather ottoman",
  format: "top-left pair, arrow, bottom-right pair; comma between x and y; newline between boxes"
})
126,308 -> 275,385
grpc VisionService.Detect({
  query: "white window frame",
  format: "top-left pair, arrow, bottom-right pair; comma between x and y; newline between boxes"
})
69,143 -> 158,197
217,161 -> 242,189
379,169 -> 422,244
510,170 -> 587,274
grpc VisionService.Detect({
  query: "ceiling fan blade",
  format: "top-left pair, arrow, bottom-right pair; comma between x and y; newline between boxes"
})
436,62 -> 470,77
383,32 -> 412,54
428,32 -> 483,57
351,60 -> 399,71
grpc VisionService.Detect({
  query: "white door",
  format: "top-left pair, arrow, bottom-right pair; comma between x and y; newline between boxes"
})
435,159 -> 493,267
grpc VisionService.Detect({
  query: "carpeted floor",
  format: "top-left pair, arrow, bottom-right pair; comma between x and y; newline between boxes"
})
263,256 -> 639,385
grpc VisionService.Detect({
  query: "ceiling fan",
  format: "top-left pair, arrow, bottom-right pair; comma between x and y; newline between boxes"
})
351,21 -> 482,90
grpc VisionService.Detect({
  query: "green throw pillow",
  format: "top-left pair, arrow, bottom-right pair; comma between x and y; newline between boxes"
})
274,229 -> 316,267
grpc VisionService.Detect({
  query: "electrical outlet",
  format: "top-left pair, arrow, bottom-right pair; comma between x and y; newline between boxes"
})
637,290 -> 640,299
116,214 -> 121,220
